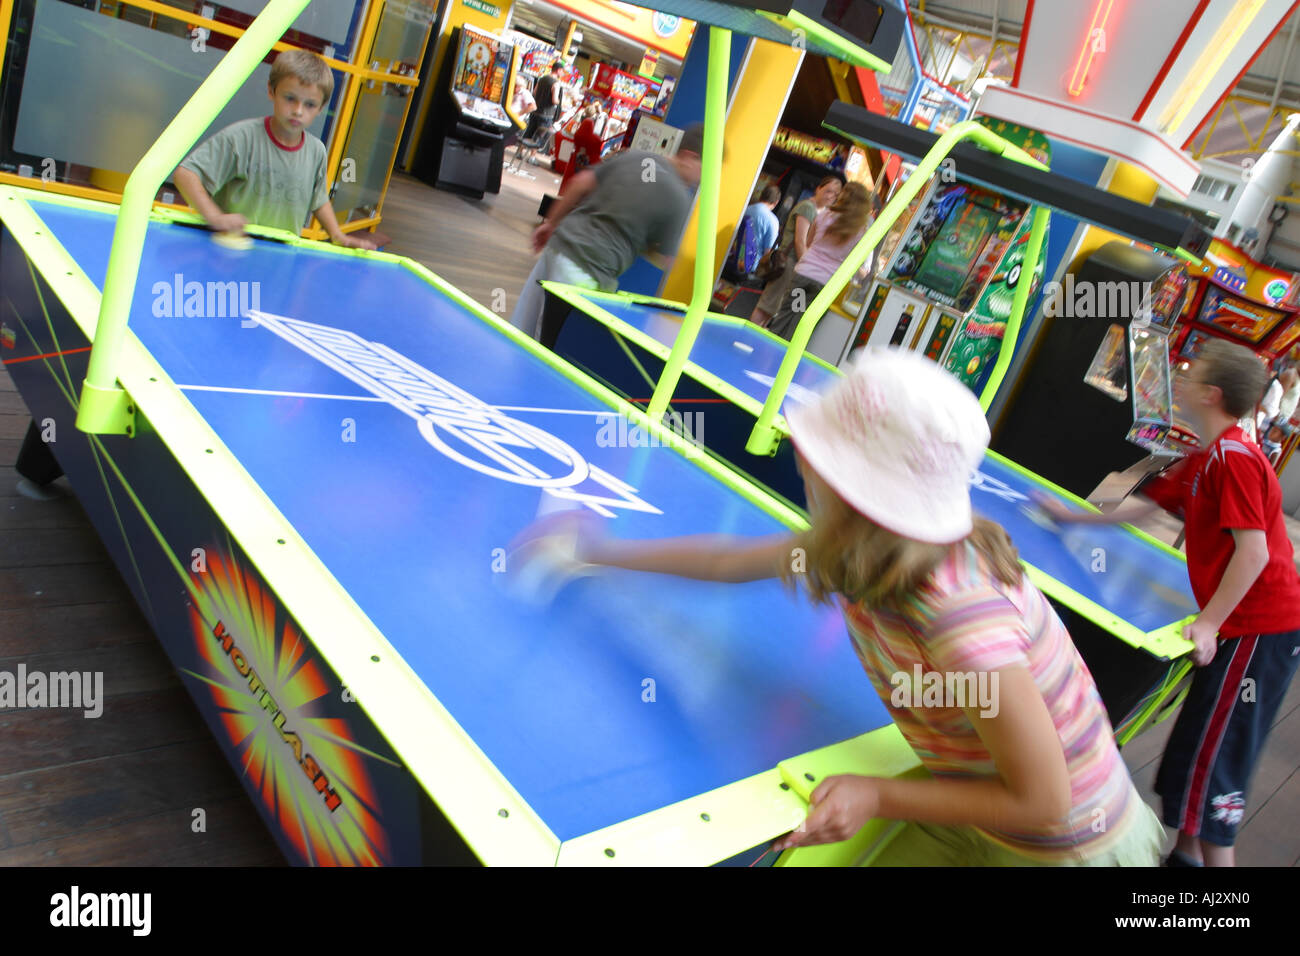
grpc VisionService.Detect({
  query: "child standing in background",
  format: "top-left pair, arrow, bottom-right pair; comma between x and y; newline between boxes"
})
1040,337 -> 1300,866
173,50 -> 374,249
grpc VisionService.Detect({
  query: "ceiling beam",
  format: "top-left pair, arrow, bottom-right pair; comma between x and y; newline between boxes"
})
910,0 -> 1023,38
1268,12 -> 1300,113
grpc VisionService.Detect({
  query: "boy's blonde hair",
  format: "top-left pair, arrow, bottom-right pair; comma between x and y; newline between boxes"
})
270,49 -> 334,101
782,484 -> 1022,608
1197,338 -> 1269,419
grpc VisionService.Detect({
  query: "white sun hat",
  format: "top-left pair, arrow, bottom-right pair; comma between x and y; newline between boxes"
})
785,347 -> 989,543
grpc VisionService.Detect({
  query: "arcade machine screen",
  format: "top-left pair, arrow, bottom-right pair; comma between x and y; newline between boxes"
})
1147,266 -> 1189,327
890,184 -> 1024,312
1198,286 -> 1287,343
909,201 -> 1003,302
452,26 -> 512,129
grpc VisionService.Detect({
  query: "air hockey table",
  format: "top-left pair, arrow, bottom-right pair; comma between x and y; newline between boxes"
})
542,284 -> 1200,741
0,185 -> 947,867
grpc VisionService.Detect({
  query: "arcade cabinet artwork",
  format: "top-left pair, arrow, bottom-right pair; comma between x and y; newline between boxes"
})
414,24 -> 517,199
1171,271 -> 1300,372
812,122 -> 1050,389
992,241 -> 1190,499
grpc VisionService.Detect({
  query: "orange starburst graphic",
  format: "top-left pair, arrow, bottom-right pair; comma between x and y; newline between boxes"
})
186,549 -> 394,865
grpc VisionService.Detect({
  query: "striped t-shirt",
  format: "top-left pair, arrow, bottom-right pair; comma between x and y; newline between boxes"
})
840,542 -> 1139,862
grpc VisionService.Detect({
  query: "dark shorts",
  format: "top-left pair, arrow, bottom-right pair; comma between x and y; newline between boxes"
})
1155,629 -> 1300,845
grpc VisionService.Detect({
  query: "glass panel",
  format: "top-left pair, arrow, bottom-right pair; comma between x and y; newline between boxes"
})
207,0 -> 360,46
371,0 -> 437,69
1143,266 -> 1189,329
1084,323 -> 1129,402
1130,326 -> 1172,423
14,1 -> 329,179
331,87 -> 407,221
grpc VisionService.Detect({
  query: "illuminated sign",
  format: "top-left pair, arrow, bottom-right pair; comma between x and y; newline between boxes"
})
1265,278 -> 1290,302
1213,266 -> 1247,292
1068,0 -> 1114,97
772,127 -> 843,166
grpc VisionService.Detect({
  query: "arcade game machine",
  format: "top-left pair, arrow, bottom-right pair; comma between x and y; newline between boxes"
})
807,120 -> 1051,394
413,24 -> 518,199
1171,270 -> 1300,373
589,63 -> 662,141
552,64 -> 656,178
993,242 -> 1191,500
542,101 -> 1211,746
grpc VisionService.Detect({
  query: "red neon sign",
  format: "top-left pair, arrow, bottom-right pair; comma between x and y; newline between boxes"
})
1068,0 -> 1115,96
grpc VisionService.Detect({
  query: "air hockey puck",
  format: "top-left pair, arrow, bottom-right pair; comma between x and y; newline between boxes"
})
212,232 -> 253,251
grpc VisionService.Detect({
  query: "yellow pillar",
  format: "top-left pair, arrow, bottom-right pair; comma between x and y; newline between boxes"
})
661,38 -> 803,302
1069,161 -> 1161,266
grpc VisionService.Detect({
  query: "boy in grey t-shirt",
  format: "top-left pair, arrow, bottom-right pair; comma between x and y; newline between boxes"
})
174,50 -> 374,249
508,125 -> 702,341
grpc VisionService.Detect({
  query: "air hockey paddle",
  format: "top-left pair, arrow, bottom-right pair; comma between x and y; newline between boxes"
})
1019,501 -> 1062,533
504,504 -> 603,607
212,231 -> 254,251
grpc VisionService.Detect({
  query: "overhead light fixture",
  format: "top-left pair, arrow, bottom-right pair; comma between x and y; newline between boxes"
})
1067,0 -> 1115,97
1158,0 -> 1267,133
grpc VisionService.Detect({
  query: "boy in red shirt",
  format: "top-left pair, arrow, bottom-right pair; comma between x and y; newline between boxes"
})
1040,338 -> 1300,866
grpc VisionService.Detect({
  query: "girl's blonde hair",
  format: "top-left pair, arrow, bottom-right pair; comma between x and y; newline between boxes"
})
823,182 -> 874,244
782,485 -> 1022,607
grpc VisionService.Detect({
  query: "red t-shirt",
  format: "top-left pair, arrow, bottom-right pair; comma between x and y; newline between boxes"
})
1141,425 -> 1300,637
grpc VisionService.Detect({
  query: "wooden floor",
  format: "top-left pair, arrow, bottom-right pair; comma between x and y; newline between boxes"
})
2,165 -> 1298,865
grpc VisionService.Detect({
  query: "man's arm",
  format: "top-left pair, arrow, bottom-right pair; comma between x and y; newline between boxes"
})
532,169 -> 598,252
1186,528 -> 1269,664
173,166 -> 246,234
313,202 -> 376,249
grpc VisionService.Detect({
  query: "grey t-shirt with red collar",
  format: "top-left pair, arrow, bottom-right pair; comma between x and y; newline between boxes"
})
179,117 -> 330,235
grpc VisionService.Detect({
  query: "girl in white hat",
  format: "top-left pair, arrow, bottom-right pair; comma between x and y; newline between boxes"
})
522,347 -> 1164,865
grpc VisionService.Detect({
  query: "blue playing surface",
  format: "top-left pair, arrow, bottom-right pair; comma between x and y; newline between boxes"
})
592,298 -> 837,414
29,200 -> 894,843
578,295 -> 1199,634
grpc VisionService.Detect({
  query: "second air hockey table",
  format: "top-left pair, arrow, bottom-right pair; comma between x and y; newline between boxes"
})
0,185 -> 944,867
542,284 -> 1200,742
